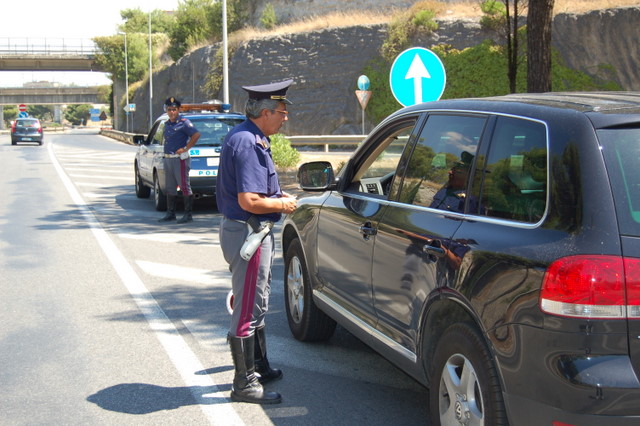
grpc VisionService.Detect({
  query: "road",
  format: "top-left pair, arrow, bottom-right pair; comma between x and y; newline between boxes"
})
0,128 -> 429,425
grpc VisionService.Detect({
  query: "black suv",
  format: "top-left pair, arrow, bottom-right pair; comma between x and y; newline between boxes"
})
133,102 -> 245,210
282,92 -> 640,425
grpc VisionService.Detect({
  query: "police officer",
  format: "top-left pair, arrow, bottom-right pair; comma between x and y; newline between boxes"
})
216,79 -> 297,404
158,97 -> 201,224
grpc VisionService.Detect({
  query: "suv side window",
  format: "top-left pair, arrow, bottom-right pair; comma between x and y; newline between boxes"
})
398,114 -> 486,211
478,116 -> 547,223
348,118 -> 417,199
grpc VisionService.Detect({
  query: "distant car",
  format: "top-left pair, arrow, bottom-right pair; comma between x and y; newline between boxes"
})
11,118 -> 43,145
133,101 -> 246,210
282,92 -> 640,425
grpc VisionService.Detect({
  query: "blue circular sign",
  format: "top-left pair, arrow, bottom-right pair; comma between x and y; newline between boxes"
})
389,47 -> 446,107
357,75 -> 370,91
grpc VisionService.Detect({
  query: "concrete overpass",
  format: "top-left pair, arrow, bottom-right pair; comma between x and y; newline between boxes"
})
0,86 -> 104,105
0,37 -> 104,72
0,38 -> 110,128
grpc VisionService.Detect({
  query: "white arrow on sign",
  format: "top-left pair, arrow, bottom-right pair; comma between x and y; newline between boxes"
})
405,53 -> 431,104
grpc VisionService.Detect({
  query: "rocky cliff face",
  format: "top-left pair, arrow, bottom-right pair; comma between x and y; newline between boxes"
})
553,7 -> 640,91
125,7 -> 640,136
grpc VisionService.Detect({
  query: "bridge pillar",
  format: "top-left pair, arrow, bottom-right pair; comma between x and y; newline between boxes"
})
54,105 -> 62,124
0,108 -> 4,130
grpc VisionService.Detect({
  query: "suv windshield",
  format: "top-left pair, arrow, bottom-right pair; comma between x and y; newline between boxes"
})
599,127 -> 640,237
189,116 -> 245,147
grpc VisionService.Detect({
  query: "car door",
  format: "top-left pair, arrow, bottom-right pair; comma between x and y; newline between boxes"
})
139,119 -> 166,184
315,115 -> 421,329
371,113 -> 489,353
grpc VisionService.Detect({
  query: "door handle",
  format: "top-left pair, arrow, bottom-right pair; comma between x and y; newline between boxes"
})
359,221 -> 377,241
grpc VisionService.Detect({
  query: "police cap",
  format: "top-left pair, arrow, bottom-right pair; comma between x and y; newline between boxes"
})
242,79 -> 293,105
164,97 -> 181,108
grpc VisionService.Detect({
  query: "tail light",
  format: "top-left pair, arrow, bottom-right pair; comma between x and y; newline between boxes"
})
540,255 -> 640,319
36,121 -> 42,134
11,120 -> 16,132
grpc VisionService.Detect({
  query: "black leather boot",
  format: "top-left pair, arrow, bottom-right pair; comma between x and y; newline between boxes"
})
254,326 -> 283,384
158,195 -> 177,222
177,195 -> 193,224
229,335 -> 281,404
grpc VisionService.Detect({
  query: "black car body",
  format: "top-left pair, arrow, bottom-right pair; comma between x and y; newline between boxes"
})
281,92 -> 640,425
134,102 -> 245,210
11,118 -> 43,145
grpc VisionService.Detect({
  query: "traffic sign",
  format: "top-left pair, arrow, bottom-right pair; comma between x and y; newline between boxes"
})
18,111 -> 28,118
18,104 -> 27,112
389,47 -> 446,107
355,90 -> 372,109
357,75 -> 370,91
124,103 -> 136,113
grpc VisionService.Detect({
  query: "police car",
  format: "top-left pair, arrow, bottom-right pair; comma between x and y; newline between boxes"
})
133,100 -> 246,210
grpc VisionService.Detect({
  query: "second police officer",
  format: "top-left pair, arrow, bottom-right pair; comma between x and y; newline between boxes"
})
158,97 -> 201,224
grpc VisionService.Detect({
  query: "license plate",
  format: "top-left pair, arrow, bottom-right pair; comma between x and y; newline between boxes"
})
22,137 -> 32,141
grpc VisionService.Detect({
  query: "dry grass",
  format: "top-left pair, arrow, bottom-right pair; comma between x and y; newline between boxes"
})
231,0 -> 639,40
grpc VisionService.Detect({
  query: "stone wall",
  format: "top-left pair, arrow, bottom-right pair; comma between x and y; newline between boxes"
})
125,7 -> 640,136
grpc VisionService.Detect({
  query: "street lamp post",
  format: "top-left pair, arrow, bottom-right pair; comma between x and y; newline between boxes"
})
118,32 -> 130,133
148,10 -> 153,128
123,33 -> 130,133
222,0 -> 229,104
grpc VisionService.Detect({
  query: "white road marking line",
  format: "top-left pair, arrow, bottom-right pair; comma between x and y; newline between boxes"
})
136,260 -> 226,285
48,142 -> 246,426
119,232 -> 217,245
68,174 -> 131,180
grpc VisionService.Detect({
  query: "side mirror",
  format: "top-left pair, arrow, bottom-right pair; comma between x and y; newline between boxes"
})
133,134 -> 147,145
297,161 -> 335,191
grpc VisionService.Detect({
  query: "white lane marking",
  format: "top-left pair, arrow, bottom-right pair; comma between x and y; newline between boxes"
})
120,232 -> 217,245
68,174 -> 131,180
48,142 -> 246,426
136,260 -> 225,285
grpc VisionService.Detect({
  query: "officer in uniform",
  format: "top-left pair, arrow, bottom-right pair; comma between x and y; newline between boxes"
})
158,97 -> 201,224
216,79 -> 297,404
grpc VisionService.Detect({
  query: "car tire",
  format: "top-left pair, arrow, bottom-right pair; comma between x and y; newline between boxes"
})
429,323 -> 508,426
284,238 -> 337,341
135,164 -> 151,198
154,172 -> 167,211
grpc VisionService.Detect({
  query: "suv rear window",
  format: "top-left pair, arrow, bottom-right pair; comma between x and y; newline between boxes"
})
599,128 -> 640,236
478,116 -> 547,223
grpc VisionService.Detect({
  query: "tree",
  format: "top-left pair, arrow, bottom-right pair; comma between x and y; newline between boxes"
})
119,8 -> 175,34
64,105 -> 92,126
480,0 -> 527,93
527,0 -> 555,92
27,105 -> 54,122
93,8 -> 173,83
168,0 -> 250,60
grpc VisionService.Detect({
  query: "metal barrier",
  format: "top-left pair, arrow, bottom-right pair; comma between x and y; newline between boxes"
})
0,37 -> 98,55
100,129 -> 366,152
286,135 -> 365,152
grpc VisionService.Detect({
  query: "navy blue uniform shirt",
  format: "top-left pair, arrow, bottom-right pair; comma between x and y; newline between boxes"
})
216,119 -> 283,222
164,117 -> 199,154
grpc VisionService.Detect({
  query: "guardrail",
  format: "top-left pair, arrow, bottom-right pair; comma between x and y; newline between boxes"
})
287,135 -> 365,152
0,37 -> 98,55
100,129 -> 366,152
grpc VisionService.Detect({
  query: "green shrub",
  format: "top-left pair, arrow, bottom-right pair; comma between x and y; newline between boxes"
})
271,133 -> 300,168
260,3 -> 277,30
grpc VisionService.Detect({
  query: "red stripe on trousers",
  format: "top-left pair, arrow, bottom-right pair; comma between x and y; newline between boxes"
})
236,246 -> 261,337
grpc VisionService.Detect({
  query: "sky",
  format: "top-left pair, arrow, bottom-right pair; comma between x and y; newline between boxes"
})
1,0 -> 180,87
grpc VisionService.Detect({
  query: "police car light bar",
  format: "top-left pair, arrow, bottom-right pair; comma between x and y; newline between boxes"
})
180,100 -> 225,113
